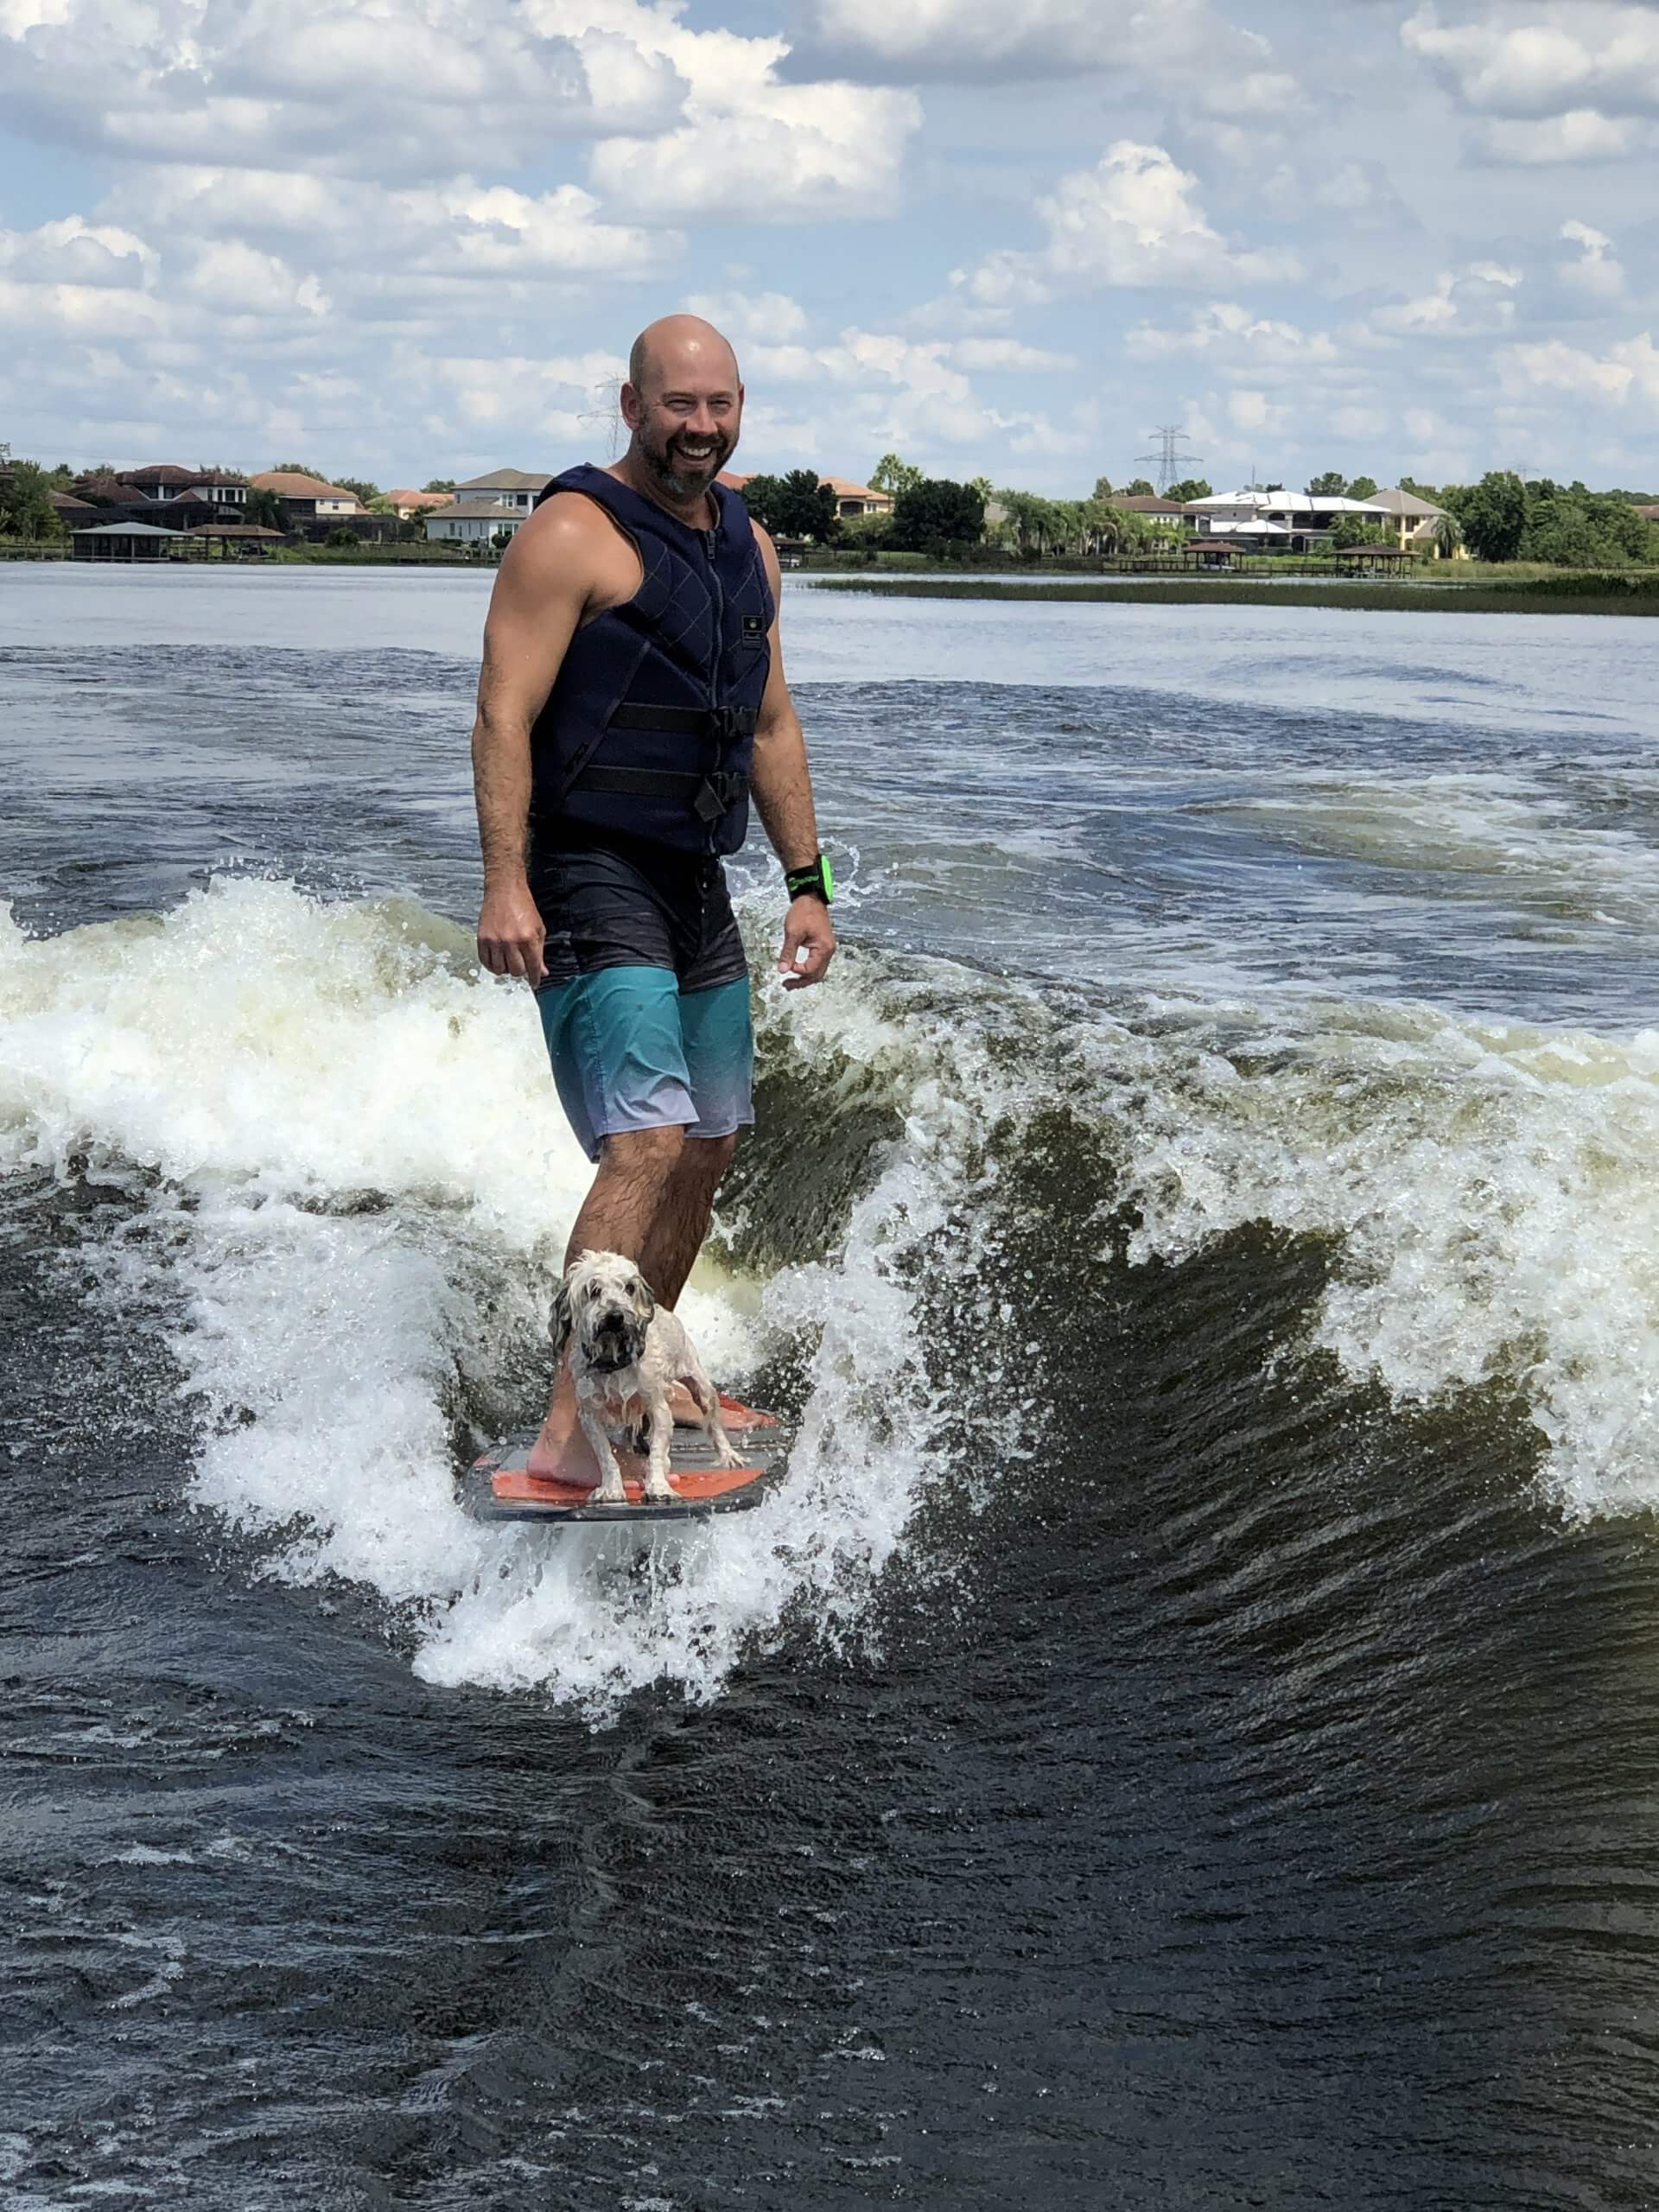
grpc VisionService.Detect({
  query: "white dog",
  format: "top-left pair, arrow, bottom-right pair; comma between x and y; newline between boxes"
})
551,1249 -> 742,1504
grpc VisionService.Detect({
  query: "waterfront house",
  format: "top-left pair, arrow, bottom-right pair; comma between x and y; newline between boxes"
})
423,500 -> 530,548
1368,486 -> 1459,554
69,466 -> 250,531
385,488 -> 454,521
453,468 -> 552,513
119,465 -> 249,512
716,470 -> 892,518
821,477 -> 893,519
1185,488 -> 1395,552
250,470 -> 364,521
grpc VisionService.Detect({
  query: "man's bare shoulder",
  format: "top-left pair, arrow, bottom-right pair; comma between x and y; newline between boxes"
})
497,489 -> 639,606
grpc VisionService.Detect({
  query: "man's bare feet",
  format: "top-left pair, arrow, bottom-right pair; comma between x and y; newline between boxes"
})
524,1406 -> 602,1487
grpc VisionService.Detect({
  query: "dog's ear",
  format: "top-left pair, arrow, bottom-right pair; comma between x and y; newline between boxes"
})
631,1271 -> 658,1325
550,1278 -> 573,1365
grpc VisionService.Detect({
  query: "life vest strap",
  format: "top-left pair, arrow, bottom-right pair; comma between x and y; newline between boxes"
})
571,763 -> 752,823
607,702 -> 759,740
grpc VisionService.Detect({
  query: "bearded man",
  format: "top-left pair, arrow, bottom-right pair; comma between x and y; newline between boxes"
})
470,314 -> 836,1483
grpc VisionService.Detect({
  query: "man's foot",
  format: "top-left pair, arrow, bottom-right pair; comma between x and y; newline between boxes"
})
525,1413 -> 602,1488
669,1382 -> 769,1431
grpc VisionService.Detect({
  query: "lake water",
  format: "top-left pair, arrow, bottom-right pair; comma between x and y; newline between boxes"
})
4,563 -> 1659,2207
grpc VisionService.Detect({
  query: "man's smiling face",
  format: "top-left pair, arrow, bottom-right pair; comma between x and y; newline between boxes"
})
622,321 -> 743,505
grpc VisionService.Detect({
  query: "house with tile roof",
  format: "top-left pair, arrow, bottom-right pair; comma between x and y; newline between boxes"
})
250,470 -> 364,518
821,476 -> 893,518
385,488 -> 454,520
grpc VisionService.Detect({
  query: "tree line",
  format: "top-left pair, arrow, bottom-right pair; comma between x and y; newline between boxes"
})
6,439 -> 1658,569
1400,474 -> 1655,567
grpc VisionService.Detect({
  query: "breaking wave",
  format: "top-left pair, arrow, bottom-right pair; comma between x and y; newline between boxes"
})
4,873 -> 1659,1714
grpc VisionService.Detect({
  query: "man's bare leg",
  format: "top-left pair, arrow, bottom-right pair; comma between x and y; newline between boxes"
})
641,1133 -> 741,1424
640,1133 -> 739,1308
526,1125 -> 688,1482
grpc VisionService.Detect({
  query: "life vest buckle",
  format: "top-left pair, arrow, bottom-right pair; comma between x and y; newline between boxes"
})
694,768 -> 749,822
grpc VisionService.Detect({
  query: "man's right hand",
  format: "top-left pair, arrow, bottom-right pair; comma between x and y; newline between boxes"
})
477,879 -> 548,987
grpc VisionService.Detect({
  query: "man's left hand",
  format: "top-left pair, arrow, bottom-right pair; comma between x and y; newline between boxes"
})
778,894 -> 836,991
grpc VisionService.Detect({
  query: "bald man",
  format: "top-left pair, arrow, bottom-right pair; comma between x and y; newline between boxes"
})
471,315 -> 836,1483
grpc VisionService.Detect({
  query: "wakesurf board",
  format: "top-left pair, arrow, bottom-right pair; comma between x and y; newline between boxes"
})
466,1395 -> 788,1527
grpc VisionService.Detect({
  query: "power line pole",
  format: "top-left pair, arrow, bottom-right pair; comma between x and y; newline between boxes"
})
1134,425 -> 1204,494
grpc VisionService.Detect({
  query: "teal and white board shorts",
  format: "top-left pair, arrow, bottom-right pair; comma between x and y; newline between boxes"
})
536,967 -> 754,1164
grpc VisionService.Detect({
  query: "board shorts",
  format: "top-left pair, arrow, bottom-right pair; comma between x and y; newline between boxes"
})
530,835 -> 754,1164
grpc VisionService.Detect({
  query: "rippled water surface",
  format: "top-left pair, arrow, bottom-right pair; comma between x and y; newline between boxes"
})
5,564 -> 1659,2208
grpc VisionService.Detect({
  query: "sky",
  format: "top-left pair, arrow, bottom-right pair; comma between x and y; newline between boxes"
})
2,0 -> 1656,496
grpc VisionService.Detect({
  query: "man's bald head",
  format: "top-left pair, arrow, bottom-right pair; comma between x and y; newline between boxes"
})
627,314 -> 741,398
620,313 -> 745,511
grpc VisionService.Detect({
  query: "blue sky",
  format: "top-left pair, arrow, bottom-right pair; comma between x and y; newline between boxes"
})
2,0 -> 1656,494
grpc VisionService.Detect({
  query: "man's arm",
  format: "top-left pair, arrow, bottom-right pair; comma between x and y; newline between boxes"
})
750,528 -> 836,992
471,501 -> 597,986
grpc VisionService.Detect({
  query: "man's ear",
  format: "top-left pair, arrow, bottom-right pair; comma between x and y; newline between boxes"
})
550,1279 -> 573,1365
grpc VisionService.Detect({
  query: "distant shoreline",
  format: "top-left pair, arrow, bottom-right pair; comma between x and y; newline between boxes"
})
805,574 -> 1659,618
8,542 -> 1659,615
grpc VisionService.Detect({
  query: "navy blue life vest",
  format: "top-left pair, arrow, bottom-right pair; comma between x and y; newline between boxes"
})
528,463 -> 773,857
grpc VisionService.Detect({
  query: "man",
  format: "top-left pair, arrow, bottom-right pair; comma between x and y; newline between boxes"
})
471,314 -> 836,1483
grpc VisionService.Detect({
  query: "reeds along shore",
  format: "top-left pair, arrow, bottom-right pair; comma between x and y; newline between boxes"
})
810,573 -> 1659,617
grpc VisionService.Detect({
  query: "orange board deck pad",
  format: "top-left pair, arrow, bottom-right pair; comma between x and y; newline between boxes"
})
473,1396 -> 786,1523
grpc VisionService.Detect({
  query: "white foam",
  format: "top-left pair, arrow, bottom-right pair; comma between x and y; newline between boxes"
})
1115,1001 -> 1659,1516
0,879 -> 1006,1715
13,868 -> 1659,1709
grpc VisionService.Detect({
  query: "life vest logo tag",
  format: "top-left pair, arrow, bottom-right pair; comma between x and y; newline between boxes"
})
742,613 -> 764,638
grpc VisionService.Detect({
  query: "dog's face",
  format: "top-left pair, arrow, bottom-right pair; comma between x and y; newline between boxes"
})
552,1250 -> 658,1376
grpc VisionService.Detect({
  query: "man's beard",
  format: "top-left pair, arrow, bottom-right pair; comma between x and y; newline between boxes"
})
637,423 -> 731,502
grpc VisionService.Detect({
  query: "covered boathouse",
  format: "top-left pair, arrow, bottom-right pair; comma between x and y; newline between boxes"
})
71,521 -> 181,562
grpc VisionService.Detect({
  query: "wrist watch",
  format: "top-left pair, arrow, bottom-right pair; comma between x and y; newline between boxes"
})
785,854 -> 835,904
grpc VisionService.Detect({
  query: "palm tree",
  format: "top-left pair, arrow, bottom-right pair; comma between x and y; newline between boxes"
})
1430,510 -> 1464,561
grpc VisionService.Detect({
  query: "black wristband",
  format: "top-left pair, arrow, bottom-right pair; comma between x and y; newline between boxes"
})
785,855 -> 834,904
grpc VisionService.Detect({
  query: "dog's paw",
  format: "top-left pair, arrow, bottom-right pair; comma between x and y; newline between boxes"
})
642,1481 -> 677,1505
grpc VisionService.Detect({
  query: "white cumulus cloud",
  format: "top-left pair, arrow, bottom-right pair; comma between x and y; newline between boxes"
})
1374,260 -> 1524,336
790,0 -> 1299,115
956,141 -> 1301,306
1504,332 -> 1659,406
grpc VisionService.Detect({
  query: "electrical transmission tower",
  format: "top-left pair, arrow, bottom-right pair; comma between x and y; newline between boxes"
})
580,376 -> 625,459
1134,425 -> 1204,493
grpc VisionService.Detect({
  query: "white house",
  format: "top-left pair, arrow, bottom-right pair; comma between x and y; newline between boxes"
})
453,468 -> 553,512
1185,488 -> 1394,550
423,500 -> 529,547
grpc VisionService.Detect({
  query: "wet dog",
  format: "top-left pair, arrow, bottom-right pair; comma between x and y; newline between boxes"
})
551,1249 -> 742,1505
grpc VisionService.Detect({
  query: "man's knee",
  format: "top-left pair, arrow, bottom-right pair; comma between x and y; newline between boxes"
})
596,1123 -> 687,1186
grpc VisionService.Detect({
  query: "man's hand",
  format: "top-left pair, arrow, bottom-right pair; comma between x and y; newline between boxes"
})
778,894 -> 836,991
477,879 -> 547,987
